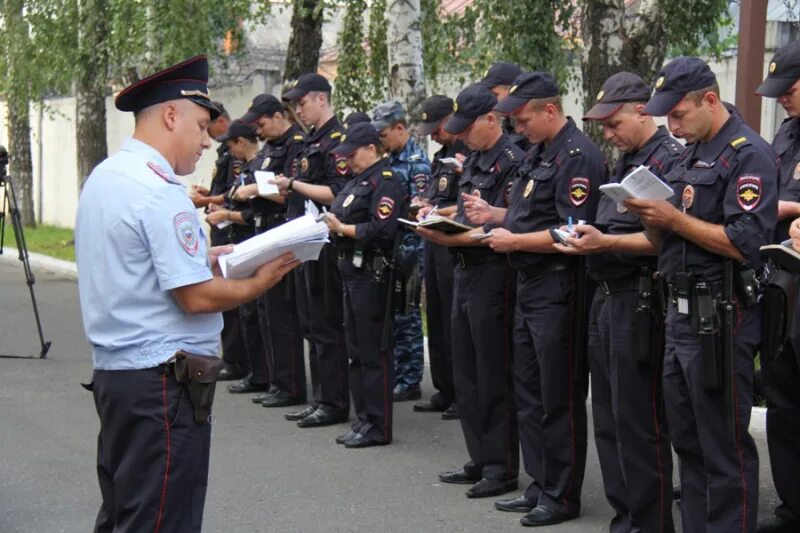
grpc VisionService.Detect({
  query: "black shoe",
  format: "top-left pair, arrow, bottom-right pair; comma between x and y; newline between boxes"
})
252,391 -> 278,404
393,385 -> 422,402
227,375 -> 270,394
297,406 -> 348,428
343,434 -> 389,448
413,398 -> 449,412
495,495 -> 536,513
466,478 -> 518,499
217,366 -> 247,382
285,405 -> 316,421
758,505 -> 800,533
520,506 -> 575,527
335,430 -> 358,445
441,404 -> 460,420
438,469 -> 481,485
261,390 -> 305,408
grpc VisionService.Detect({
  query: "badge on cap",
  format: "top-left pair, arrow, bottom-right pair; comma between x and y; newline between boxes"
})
335,156 -> 350,176
261,157 -> 271,170
343,193 -> 355,208
174,211 -> 199,256
682,185 -> 695,209
438,176 -> 448,192
769,62 -> 777,73
569,177 -> 590,206
422,112 -> 428,121
523,178 -> 535,198
737,176 -> 761,211
655,76 -> 665,89
377,196 -> 395,219
453,102 -> 458,112
596,90 -> 604,101
509,85 -> 518,94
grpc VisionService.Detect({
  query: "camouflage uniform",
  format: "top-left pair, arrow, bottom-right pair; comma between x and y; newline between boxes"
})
389,136 -> 431,392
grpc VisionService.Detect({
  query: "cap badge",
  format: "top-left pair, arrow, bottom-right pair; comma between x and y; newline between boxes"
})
655,76 -> 665,89
509,85 -> 518,94
343,193 -> 355,208
422,112 -> 428,120
453,102 -> 458,112
769,61 -> 777,73
596,90 -> 604,101
180,89 -> 211,100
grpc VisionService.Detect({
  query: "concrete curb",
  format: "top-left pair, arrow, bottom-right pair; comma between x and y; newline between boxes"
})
0,247 -> 77,280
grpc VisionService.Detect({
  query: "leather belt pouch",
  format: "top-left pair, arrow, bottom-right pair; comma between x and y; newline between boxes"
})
172,350 -> 223,424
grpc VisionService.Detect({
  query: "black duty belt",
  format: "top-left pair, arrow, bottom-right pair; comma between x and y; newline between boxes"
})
667,280 -> 723,304
515,260 -> 572,282
453,252 -> 505,269
597,275 -> 640,295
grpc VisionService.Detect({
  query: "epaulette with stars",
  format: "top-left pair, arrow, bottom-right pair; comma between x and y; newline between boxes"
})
567,146 -> 582,157
662,137 -> 683,153
503,148 -> 517,161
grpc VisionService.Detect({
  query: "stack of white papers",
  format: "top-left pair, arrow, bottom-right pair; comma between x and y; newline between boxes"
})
599,165 -> 674,203
219,214 -> 329,279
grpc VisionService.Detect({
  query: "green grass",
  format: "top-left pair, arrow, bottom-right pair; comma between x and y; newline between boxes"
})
1,223 -> 75,262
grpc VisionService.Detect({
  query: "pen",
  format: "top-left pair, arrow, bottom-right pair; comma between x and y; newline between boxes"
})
568,216 -> 573,235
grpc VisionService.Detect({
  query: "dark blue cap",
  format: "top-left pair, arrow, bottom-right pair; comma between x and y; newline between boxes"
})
444,84 -> 498,134
115,55 -> 220,120
644,56 -> 718,116
241,94 -> 284,124
283,73 -> 332,101
418,95 -> 454,136
330,122 -> 382,156
344,111 -> 371,126
493,71 -> 560,114
583,72 -> 651,120
757,40 -> 800,97
481,62 -> 523,88
215,119 -> 257,143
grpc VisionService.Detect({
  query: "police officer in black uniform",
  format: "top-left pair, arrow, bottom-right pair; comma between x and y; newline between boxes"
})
275,73 -> 352,427
473,71 -> 606,527
233,93 -> 309,407
756,39 -> 800,533
626,56 -> 778,533
322,123 -> 405,448
481,62 -> 530,151
416,83 -> 521,499
413,95 -> 467,419
558,72 -> 680,533
207,120 -> 272,395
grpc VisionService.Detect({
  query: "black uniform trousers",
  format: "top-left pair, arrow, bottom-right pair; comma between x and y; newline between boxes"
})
92,367 -> 211,533
451,257 -> 518,480
304,244 -> 350,410
240,297 -> 270,385
294,266 -> 318,405
761,314 -> 800,523
514,267 -> 587,516
220,308 -> 249,375
423,241 -> 455,405
257,273 -> 306,399
663,303 -> 759,533
589,286 -> 674,533
340,259 -> 394,441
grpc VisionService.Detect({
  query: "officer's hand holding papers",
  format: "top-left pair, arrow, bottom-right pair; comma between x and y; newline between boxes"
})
218,212 -> 329,279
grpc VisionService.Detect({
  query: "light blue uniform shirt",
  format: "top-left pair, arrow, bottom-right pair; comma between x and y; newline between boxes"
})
76,138 -> 223,370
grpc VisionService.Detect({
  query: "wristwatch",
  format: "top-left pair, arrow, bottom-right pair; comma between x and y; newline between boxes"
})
287,178 -> 294,192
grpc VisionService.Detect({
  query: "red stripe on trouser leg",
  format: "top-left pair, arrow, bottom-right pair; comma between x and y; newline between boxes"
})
154,373 -> 171,533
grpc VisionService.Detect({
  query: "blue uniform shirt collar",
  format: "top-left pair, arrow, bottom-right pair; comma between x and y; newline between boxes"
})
121,137 -> 181,184
395,137 -> 421,162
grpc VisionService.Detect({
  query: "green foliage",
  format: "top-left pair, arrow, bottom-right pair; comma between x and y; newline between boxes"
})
661,0 -> 735,59
367,0 -> 388,102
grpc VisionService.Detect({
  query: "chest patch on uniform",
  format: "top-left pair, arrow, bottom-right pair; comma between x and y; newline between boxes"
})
261,157 -> 271,170
147,161 -> 171,182
569,177 -> 590,206
335,156 -> 350,176
377,196 -> 395,219
343,193 -> 355,208
682,185 -> 695,209
300,157 -> 309,173
414,174 -> 428,193
523,178 -> 535,198
438,176 -> 448,192
173,211 -> 199,256
794,162 -> 800,181
736,175 -> 761,211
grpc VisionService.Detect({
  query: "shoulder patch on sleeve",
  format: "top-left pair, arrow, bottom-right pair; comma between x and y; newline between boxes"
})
377,196 -> 395,219
330,131 -> 342,139
335,155 -> 350,176
730,136 -> 749,150
173,211 -> 199,256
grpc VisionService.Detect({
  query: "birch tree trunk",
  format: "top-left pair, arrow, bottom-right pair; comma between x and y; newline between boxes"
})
76,0 -> 109,191
4,0 -> 36,226
284,0 -> 324,81
387,0 -> 427,129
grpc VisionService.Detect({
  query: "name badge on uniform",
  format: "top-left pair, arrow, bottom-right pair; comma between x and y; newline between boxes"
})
523,178 -> 535,198
438,176 -> 448,192
300,157 -> 309,172
343,193 -> 355,208
261,157 -> 271,170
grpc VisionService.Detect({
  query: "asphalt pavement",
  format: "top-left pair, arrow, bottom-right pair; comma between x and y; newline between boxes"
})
0,258 -> 784,532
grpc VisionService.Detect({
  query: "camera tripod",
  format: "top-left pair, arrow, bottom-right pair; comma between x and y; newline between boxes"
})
0,145 -> 51,359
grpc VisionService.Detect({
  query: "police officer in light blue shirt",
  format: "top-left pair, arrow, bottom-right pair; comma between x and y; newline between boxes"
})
75,55 -> 298,533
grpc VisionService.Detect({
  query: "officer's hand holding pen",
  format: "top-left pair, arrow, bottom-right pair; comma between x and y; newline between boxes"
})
484,228 -> 517,253
233,183 -> 258,202
790,217 -> 800,249
270,174 -> 291,196
462,192 -> 492,224
552,224 -> 603,255
321,212 -> 342,233
206,209 -> 230,225
623,198 -> 678,228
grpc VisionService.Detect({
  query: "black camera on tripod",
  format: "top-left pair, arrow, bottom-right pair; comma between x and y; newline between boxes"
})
0,145 -> 8,182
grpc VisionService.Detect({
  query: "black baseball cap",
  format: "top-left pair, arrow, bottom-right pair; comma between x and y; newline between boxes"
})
493,71 -> 560,114
330,122 -> 382,156
444,84 -> 498,135
644,56 -> 717,116
584,72 -> 652,120
283,73 -> 332,101
418,95 -> 454,136
215,119 -> 257,143
241,94 -> 284,124
115,55 -> 220,120
757,40 -> 800,97
481,62 -> 523,88
344,111 -> 371,126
